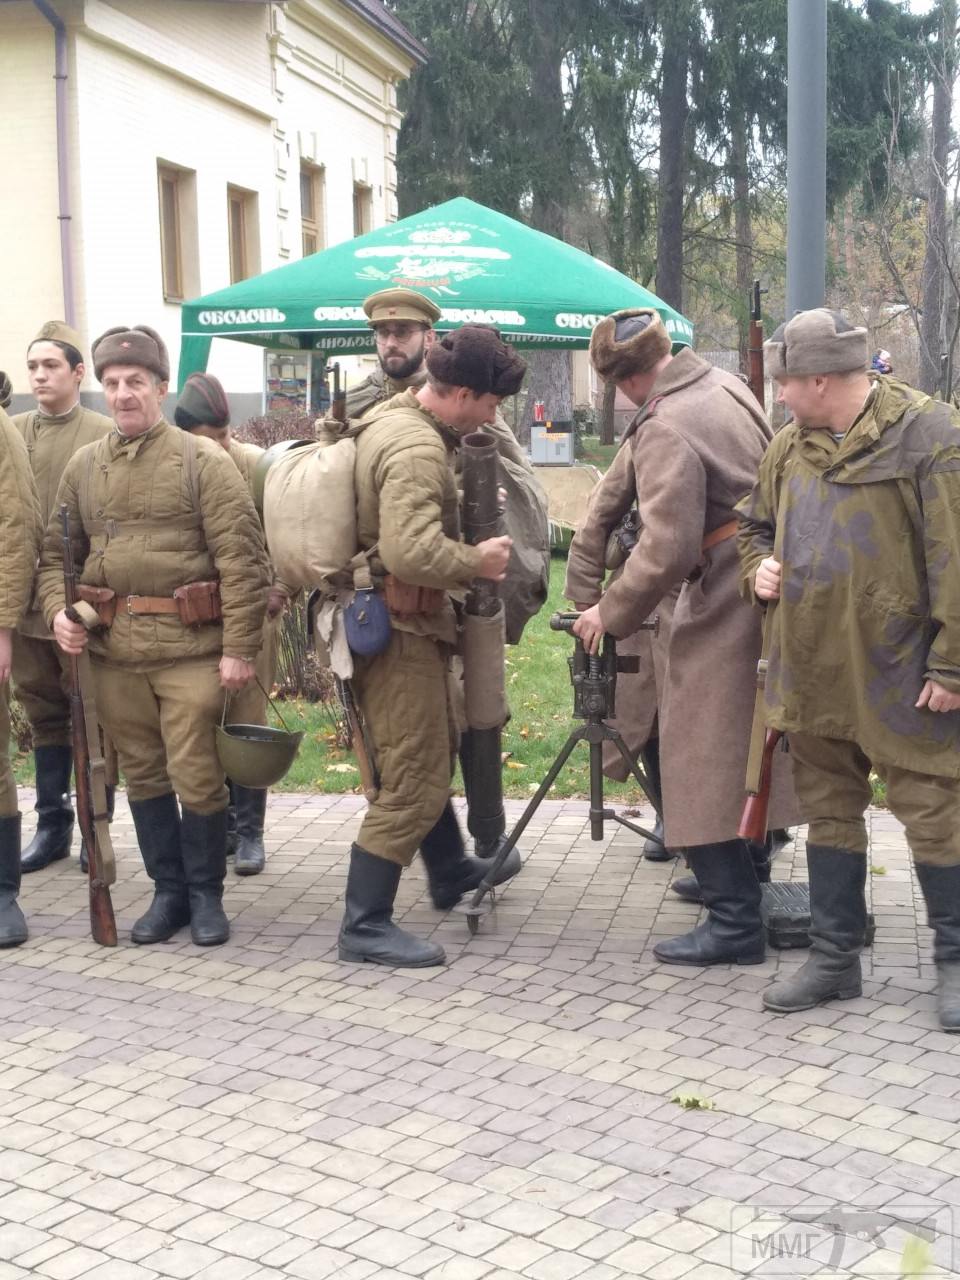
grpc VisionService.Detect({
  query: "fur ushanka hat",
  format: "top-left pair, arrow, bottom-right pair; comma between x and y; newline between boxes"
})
589,308 -> 672,382
426,325 -> 527,396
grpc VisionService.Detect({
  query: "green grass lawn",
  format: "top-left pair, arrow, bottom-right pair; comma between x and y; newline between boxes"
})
578,434 -> 619,470
10,558 -> 649,803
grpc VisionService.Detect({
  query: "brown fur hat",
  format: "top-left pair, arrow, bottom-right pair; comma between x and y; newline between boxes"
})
590,308 -> 672,382
426,324 -> 527,396
92,325 -> 170,382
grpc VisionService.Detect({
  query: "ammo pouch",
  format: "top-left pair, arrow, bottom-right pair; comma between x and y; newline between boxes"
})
76,585 -> 117,629
383,574 -> 445,618
173,580 -> 222,626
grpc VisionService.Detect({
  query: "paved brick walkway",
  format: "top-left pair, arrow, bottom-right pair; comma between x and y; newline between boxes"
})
3,789 -> 958,1279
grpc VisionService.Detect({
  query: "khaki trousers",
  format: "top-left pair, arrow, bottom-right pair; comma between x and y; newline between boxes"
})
0,683 -> 17,817
354,630 -> 455,866
790,733 -> 960,866
91,656 -> 228,814
11,632 -> 71,748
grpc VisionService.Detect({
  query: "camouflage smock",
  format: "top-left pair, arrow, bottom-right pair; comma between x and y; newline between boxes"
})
736,374 -> 960,778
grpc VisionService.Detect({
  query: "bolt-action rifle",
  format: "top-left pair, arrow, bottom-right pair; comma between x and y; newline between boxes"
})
738,605 -> 783,843
60,505 -> 117,947
747,280 -> 767,407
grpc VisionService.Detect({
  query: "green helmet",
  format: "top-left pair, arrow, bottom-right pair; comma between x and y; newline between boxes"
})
216,721 -> 303,788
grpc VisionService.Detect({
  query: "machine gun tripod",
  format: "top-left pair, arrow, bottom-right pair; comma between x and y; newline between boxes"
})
459,610 -> 661,935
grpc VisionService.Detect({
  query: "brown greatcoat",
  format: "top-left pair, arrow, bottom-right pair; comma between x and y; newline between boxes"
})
589,348 -> 795,847
565,441 -> 673,781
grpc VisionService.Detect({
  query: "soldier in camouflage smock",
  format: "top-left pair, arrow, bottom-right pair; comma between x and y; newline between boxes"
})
737,308 -> 960,1030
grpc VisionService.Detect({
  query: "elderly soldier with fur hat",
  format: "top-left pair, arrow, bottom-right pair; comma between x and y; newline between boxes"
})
11,322 -> 114,875
175,371 -> 287,876
36,326 -> 270,947
739,309 -> 960,1030
339,324 -> 526,968
574,309 -> 795,967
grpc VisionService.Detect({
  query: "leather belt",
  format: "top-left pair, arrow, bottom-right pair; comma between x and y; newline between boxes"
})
126,595 -> 180,615
701,519 -> 739,553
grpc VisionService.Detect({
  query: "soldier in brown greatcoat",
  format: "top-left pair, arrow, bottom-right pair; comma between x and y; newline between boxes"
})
11,323 -> 114,874
0,407 -> 43,946
37,326 -> 270,947
573,309 -> 795,967
174,371 -> 288,876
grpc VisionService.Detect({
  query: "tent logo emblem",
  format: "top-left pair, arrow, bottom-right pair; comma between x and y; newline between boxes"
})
410,228 -> 471,245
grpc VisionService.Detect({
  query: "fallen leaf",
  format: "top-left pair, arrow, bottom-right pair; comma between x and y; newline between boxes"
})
900,1234 -> 933,1275
326,762 -> 358,774
870,865 -> 887,876
505,761 -> 526,770
671,1093 -> 714,1111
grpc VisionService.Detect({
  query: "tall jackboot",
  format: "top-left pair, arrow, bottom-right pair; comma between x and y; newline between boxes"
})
419,801 -> 521,910
0,815 -> 28,947
79,784 -> 116,875
762,845 -> 866,1012
639,739 -> 673,861
339,844 -> 445,966
233,786 -> 267,876
129,793 -> 190,944
21,745 -> 74,873
914,863 -> 960,1032
653,840 -> 765,965
672,835 -> 775,904
180,807 -> 230,946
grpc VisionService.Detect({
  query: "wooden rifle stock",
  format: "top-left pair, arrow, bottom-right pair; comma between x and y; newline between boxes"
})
337,677 -> 379,802
747,279 -> 766,407
60,506 -> 117,947
738,727 -> 783,843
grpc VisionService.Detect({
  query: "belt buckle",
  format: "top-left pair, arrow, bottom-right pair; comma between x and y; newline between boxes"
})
126,595 -> 136,615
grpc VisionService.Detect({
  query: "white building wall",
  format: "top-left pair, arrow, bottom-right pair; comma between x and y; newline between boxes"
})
1,0 -> 418,410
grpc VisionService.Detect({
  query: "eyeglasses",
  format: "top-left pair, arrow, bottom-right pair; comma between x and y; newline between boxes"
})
374,323 -> 425,342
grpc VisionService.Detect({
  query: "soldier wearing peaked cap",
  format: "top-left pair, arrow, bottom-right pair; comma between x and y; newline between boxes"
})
36,326 -> 271,948
11,322 -> 115,875
572,308 -> 795,968
738,307 -> 960,1030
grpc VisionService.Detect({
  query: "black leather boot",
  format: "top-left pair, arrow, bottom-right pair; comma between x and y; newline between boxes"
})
639,739 -> 673,861
672,835 -> 774,904
654,840 -> 765,965
0,815 -> 28,947
79,784 -> 116,875
233,787 -> 267,876
763,845 -> 866,1012
339,844 -> 446,966
419,801 -> 521,910
21,745 -> 74,873
181,807 -> 230,946
129,793 -> 190,944
914,862 -> 960,1032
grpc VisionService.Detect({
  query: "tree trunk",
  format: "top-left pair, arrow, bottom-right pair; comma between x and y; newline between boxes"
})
599,376 -> 617,445
518,350 -> 573,447
919,0 -> 956,395
732,107 -> 753,377
656,2 -> 690,311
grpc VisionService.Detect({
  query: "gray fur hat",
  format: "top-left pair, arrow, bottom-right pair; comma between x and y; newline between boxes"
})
764,309 -> 868,377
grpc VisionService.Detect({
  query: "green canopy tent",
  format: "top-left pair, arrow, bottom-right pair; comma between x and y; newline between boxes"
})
178,196 -> 692,387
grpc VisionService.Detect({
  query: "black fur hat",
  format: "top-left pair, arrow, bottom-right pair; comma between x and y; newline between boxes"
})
426,325 -> 527,396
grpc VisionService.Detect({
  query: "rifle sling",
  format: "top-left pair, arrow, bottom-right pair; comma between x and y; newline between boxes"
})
76,648 -> 117,886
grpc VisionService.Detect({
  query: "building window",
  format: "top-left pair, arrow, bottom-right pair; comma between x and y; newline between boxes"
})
158,165 -> 184,299
353,182 -> 372,237
301,163 -> 325,257
228,185 -> 260,283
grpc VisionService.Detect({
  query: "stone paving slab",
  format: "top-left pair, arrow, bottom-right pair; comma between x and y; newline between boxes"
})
2,788 -> 958,1279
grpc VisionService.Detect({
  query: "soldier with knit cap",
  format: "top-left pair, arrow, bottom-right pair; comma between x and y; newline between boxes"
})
174,371 -> 287,875
572,308 -> 795,968
338,324 -> 525,968
738,308 -> 960,1029
36,326 -> 271,948
11,322 -> 114,875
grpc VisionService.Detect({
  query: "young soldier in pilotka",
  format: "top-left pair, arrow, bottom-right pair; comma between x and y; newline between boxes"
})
37,326 -> 271,948
737,308 -> 960,1031
175,372 -> 289,877
11,323 -> 114,874
572,309 -> 795,967
0,405 -> 43,947
339,325 -> 524,968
